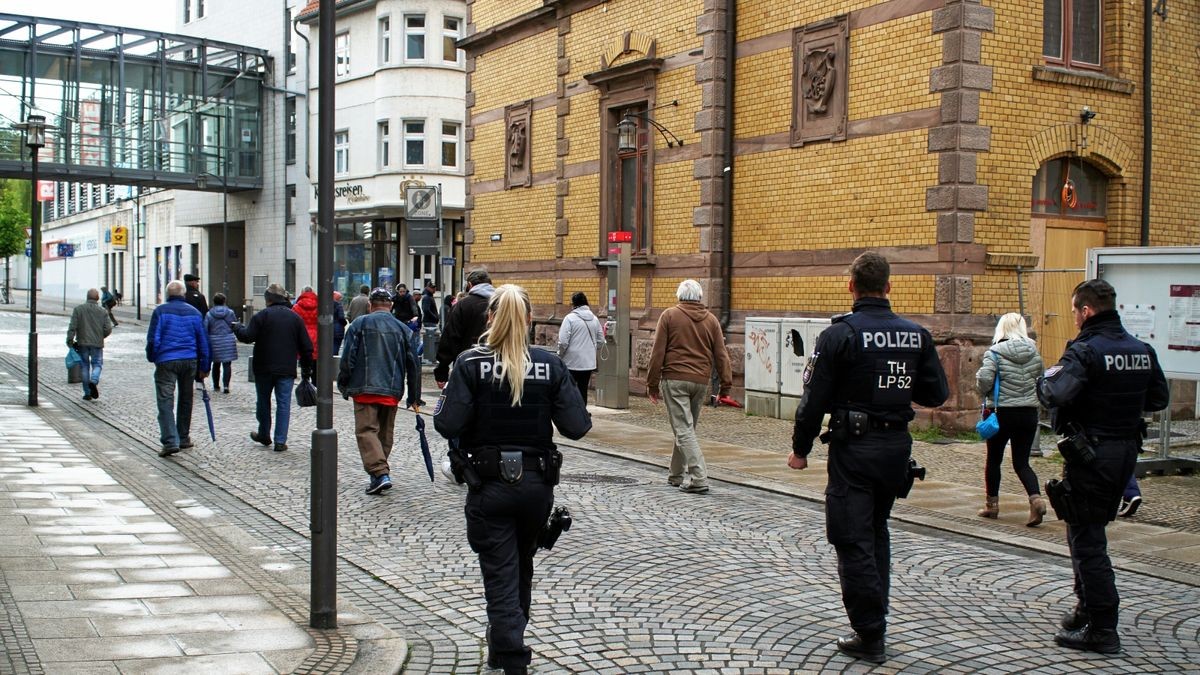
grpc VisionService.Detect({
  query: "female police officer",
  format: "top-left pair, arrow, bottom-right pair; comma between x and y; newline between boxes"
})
434,284 -> 591,674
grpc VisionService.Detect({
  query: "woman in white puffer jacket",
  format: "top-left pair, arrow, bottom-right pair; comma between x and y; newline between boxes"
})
975,313 -> 1047,526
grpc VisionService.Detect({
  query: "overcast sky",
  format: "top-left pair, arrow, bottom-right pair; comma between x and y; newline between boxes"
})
2,0 -> 174,32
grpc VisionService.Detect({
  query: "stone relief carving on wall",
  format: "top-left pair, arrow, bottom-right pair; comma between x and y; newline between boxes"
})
792,15 -> 849,145
504,100 -> 533,189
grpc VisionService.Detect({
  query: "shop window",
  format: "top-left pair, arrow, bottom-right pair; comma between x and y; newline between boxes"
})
1031,157 -> 1107,218
1044,0 -> 1101,69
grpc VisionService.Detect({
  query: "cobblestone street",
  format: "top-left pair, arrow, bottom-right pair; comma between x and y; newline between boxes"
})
2,311 -> 1199,673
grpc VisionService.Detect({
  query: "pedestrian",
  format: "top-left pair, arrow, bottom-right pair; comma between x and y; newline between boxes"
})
66,288 -> 113,401
100,285 -> 119,327
146,280 -> 211,457
434,284 -> 591,675
1119,475 -> 1143,517
421,282 -> 441,364
645,279 -> 733,494
183,273 -> 209,316
789,251 -> 949,664
333,291 -> 347,356
337,288 -> 422,495
435,269 -> 495,386
974,312 -> 1047,526
235,283 -> 315,452
205,293 -> 239,394
348,284 -> 371,322
292,286 -> 320,360
1038,278 -> 1168,654
557,291 -> 603,405
391,283 -> 420,325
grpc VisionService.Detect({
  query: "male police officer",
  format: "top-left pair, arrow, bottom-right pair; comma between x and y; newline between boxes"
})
789,251 -> 949,664
1038,279 -> 1167,654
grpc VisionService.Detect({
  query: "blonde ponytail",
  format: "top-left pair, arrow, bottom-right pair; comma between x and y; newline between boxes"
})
478,284 -> 531,406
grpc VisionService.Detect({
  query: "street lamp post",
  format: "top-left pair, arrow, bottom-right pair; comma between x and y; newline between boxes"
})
22,114 -> 46,407
195,172 -> 229,296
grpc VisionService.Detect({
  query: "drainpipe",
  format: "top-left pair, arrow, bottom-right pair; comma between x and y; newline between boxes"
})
1140,0 -> 1152,247
720,0 -> 736,329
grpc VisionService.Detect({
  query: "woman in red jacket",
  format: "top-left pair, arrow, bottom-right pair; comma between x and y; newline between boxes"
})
292,287 -> 320,359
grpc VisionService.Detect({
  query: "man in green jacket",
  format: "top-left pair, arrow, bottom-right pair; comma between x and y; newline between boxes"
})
67,288 -> 113,401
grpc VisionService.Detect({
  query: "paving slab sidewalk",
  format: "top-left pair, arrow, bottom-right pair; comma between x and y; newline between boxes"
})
0,389 -> 407,674
565,406 -> 1200,588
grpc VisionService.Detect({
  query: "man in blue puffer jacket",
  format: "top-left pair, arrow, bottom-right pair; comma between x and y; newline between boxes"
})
146,279 -> 211,458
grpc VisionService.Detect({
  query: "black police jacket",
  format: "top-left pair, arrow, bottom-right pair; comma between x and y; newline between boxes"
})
1038,309 -> 1168,437
792,297 -> 949,457
433,346 -> 592,451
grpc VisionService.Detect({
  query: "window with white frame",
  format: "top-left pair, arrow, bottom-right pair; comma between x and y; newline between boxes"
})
196,0 -> 205,18
403,120 -> 425,166
441,122 -> 460,168
404,15 -> 425,61
335,131 -> 350,174
183,0 -> 191,23
335,32 -> 350,77
379,121 -> 391,169
286,97 -> 296,164
442,16 -> 462,64
379,16 -> 391,64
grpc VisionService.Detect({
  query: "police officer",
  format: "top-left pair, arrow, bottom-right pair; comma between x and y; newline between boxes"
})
433,284 -> 591,675
789,251 -> 949,664
1037,279 -> 1167,654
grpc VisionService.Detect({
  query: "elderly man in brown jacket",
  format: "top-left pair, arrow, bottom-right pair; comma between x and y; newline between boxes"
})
646,279 -> 733,494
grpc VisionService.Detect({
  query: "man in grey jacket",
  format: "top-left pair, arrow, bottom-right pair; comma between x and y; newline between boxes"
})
558,291 -> 604,405
66,288 -> 113,401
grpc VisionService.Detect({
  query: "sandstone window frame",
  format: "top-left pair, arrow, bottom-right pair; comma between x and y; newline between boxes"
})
584,57 -> 664,260
791,15 -> 849,147
1043,0 -> 1103,71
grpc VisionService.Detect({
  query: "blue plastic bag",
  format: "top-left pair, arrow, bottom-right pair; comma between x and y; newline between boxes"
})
65,347 -> 82,369
65,347 -> 83,384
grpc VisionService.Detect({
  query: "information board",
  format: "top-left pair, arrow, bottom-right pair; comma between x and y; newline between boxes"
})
1087,247 -> 1200,380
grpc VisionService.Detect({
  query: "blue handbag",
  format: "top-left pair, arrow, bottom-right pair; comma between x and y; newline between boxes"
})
975,352 -> 1001,440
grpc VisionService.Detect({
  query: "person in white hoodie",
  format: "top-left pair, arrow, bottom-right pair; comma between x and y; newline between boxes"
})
975,312 -> 1047,526
558,292 -> 604,405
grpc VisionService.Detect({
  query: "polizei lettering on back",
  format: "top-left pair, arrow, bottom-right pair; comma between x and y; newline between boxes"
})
1104,354 -> 1151,371
862,331 -> 922,350
479,360 -> 553,381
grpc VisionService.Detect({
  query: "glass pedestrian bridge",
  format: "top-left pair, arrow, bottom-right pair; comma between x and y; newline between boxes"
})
0,13 -> 267,191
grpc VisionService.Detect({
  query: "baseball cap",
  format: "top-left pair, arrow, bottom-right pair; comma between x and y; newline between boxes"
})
369,287 -> 393,302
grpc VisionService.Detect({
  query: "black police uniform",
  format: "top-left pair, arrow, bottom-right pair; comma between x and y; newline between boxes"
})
433,346 -> 591,673
793,297 -> 948,641
1037,309 -> 1167,636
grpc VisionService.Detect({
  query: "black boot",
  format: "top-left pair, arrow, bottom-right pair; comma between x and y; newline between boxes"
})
1054,626 -> 1121,654
1060,603 -> 1090,631
836,632 -> 886,663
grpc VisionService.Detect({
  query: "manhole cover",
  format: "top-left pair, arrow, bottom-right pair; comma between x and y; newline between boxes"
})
561,473 -> 639,485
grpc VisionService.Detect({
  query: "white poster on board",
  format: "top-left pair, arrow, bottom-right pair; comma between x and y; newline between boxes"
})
1167,284 -> 1200,353
1119,304 -> 1156,340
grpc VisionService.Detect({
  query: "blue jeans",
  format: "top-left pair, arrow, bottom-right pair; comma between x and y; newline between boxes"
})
1123,474 -> 1141,499
77,346 -> 103,396
255,376 -> 294,445
155,359 -> 196,449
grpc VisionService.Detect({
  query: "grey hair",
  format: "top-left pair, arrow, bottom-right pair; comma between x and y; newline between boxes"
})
86,288 -> 100,301
166,280 -> 186,297
301,286 -> 314,294
676,279 -> 703,302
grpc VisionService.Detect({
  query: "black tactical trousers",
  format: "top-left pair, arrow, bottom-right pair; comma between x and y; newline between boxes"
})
1062,440 -> 1137,630
465,473 -> 554,670
825,431 -> 911,639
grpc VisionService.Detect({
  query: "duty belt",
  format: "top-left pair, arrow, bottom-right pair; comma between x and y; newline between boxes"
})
468,451 -> 547,477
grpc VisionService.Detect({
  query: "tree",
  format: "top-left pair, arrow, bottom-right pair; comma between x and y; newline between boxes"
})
0,179 -> 30,295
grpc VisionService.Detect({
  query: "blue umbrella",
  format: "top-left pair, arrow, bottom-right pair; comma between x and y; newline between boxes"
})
414,415 -> 435,482
199,380 -> 216,441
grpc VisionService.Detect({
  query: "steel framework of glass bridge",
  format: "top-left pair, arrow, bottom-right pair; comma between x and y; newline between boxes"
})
0,13 -> 268,192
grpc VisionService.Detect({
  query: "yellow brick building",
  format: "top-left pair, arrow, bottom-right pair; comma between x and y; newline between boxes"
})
460,0 -> 1200,426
